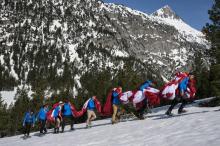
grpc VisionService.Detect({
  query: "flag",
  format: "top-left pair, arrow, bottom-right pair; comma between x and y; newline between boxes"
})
144,87 -> 160,106
160,72 -> 188,100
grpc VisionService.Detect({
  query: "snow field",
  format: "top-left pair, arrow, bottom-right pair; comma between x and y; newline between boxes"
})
0,104 -> 220,146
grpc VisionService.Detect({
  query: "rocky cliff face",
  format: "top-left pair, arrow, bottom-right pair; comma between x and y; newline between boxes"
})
0,0 -> 209,95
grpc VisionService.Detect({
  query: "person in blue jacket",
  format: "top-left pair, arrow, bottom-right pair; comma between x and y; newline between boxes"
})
23,109 -> 35,137
139,80 -> 153,91
135,80 -> 154,104
61,99 -> 75,132
52,101 -> 64,133
86,96 -> 97,128
37,104 -> 49,134
166,73 -> 195,116
112,87 -> 122,124
135,80 -> 154,119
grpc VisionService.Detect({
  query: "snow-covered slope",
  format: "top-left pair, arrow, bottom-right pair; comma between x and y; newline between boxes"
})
1,104 -> 219,146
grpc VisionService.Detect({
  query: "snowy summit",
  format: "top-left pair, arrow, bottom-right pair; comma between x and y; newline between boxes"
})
152,5 -> 181,20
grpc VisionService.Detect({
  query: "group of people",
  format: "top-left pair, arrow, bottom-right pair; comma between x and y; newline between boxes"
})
22,71 -> 196,137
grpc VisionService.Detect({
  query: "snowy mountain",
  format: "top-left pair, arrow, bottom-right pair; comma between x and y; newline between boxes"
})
152,5 -> 206,45
0,0 -> 210,104
0,103 -> 219,146
152,5 -> 181,19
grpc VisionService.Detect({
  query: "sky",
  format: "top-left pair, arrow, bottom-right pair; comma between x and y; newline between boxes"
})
103,0 -> 214,30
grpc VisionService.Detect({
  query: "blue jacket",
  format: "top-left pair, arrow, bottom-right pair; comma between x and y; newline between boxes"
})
62,103 -> 73,116
23,112 -> 35,125
112,91 -> 121,105
37,107 -> 48,121
179,77 -> 189,93
53,106 -> 61,118
87,98 -> 96,110
139,80 -> 152,91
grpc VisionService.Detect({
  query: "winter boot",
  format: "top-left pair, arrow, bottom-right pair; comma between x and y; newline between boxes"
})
44,129 -> 47,134
54,128 -> 59,133
70,125 -> 75,130
138,114 -> 145,120
86,124 -> 91,128
54,128 -> 56,133
111,120 -> 117,125
70,124 -> 75,131
178,109 -> 187,114
165,110 -> 173,116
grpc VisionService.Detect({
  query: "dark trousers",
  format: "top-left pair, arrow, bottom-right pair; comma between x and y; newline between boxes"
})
61,115 -> 74,131
167,97 -> 188,113
136,99 -> 147,119
54,117 -> 61,133
39,119 -> 47,133
24,123 -> 31,136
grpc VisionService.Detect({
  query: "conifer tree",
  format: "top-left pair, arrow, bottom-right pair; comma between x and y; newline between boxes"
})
0,94 -> 9,137
9,88 -> 30,135
203,0 -> 220,98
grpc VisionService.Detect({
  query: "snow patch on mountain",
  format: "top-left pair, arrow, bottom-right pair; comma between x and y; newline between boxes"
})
0,55 -> 4,65
0,86 -> 34,106
0,88 -> 17,106
50,20 -> 62,31
111,49 -> 129,57
104,3 -> 150,20
68,44 -> 81,62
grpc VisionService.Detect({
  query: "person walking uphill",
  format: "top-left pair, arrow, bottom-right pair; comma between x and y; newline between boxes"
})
23,109 -> 35,137
165,73 -> 196,116
133,80 -> 154,105
61,99 -> 75,132
112,87 -> 123,124
132,80 -> 155,119
37,104 -> 49,134
102,87 -> 123,124
52,101 -> 64,133
86,96 -> 97,128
